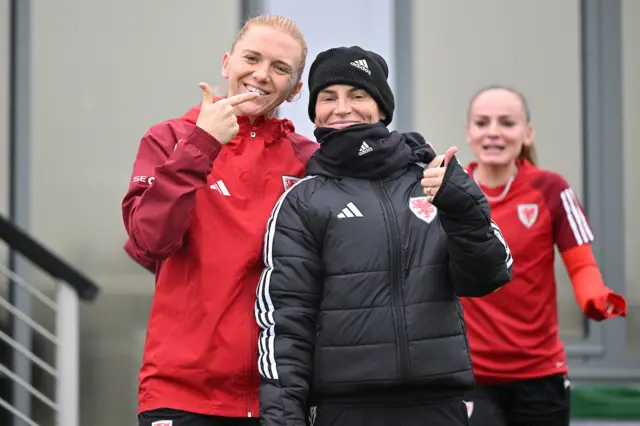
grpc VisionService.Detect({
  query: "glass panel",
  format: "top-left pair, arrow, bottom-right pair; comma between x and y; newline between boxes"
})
622,0 -> 640,354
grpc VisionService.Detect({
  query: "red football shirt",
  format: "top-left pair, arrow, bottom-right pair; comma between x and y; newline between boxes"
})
462,160 -> 594,382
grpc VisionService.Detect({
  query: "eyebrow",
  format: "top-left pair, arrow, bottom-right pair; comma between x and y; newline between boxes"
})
242,49 -> 294,70
473,113 -> 518,119
319,88 -> 366,96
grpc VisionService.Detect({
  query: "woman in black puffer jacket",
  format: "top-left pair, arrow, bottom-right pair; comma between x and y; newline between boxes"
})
255,46 -> 513,426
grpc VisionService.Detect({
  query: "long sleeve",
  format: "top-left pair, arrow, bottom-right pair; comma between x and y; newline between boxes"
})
124,238 -> 156,273
432,157 -> 513,296
255,185 -> 322,426
122,124 -> 221,260
537,173 -> 626,319
561,244 -> 627,320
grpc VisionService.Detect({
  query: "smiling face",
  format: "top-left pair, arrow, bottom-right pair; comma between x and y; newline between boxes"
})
221,25 -> 304,119
314,84 -> 385,129
467,88 -> 534,166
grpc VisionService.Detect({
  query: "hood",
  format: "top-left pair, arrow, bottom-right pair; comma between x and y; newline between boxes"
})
181,104 -> 202,125
180,96 -> 226,124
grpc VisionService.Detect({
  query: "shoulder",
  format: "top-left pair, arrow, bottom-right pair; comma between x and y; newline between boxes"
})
285,132 -> 320,165
280,175 -> 326,205
143,118 -> 195,149
271,176 -> 330,228
523,167 -> 589,222
527,166 -> 572,197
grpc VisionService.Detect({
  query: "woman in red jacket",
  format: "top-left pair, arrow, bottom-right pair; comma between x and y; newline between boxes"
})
122,14 -> 318,426
461,85 -> 627,426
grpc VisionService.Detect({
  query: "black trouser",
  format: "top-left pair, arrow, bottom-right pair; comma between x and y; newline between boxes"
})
464,374 -> 571,426
311,398 -> 469,426
138,408 -> 260,426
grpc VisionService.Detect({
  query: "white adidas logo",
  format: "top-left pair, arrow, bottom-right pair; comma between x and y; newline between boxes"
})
337,202 -> 363,219
358,141 -> 373,156
350,59 -> 371,75
210,179 -> 230,196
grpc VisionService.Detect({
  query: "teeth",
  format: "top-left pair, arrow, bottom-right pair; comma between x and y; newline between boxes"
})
246,85 -> 266,96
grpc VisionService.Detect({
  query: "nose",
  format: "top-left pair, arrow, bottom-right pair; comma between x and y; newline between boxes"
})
335,97 -> 352,115
487,121 -> 500,137
252,63 -> 270,82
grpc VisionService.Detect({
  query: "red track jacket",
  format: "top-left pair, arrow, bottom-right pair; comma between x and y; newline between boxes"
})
122,102 -> 318,417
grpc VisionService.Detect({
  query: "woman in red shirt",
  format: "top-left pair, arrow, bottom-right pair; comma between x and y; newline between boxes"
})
461,86 -> 627,426
123,14 -> 318,426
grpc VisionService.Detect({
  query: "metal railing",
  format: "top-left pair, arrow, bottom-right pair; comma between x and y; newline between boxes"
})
0,214 -> 100,426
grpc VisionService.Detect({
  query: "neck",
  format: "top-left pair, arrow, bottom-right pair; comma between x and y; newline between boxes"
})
475,162 -> 517,188
229,104 -> 276,125
245,113 -> 274,125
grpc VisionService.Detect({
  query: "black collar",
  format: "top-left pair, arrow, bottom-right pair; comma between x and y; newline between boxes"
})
306,123 -> 417,180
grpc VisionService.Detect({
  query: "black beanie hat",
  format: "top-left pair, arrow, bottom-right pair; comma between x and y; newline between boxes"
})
308,46 -> 395,126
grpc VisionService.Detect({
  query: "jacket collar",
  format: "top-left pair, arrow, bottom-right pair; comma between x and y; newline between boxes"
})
180,99 -> 295,145
306,123 -> 435,180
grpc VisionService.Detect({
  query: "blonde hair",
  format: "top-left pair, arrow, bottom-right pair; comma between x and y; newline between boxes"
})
519,143 -> 537,166
468,85 -> 537,166
231,14 -> 308,83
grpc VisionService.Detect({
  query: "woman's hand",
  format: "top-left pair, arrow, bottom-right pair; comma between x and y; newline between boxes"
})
421,146 -> 458,202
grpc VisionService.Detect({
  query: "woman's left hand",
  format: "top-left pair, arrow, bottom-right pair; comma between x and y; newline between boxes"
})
421,146 -> 458,202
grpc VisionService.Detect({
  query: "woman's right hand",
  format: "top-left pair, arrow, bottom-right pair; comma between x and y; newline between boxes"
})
195,82 -> 259,144
421,146 -> 458,202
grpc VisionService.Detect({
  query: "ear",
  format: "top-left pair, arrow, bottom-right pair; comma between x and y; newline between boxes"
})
465,124 -> 472,144
221,52 -> 231,79
524,124 -> 535,146
379,107 -> 386,122
286,81 -> 303,103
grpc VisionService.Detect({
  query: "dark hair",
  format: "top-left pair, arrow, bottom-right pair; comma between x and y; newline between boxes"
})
468,85 -> 537,166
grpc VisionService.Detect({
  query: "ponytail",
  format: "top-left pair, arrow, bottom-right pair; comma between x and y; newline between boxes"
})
519,143 -> 537,166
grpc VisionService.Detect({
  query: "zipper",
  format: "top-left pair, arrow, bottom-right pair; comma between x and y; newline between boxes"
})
248,129 -> 258,418
246,277 -> 258,417
372,181 -> 409,380
249,131 -> 258,196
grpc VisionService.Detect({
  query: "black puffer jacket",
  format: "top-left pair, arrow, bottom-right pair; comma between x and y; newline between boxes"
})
256,123 -> 512,426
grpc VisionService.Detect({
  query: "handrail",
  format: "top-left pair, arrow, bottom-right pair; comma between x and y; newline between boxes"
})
0,213 -> 100,301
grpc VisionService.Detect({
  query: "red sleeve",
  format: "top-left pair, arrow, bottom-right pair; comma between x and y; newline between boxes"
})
561,244 -> 627,320
122,124 -> 222,260
542,173 -> 595,252
124,239 -> 156,274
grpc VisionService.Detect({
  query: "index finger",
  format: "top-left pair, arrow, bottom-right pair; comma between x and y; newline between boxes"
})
221,92 -> 260,106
